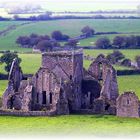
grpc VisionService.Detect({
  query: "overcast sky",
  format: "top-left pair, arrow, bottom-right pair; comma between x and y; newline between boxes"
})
0,0 -> 140,11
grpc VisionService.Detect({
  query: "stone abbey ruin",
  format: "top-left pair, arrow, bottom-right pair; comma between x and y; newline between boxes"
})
1,49 -> 140,118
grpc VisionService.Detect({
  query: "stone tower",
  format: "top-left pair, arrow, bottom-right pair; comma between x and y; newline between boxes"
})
42,49 -> 83,82
33,49 -> 84,111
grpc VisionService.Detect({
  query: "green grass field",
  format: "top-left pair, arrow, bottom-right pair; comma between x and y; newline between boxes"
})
0,19 -> 140,51
79,33 -> 140,46
0,80 -> 7,96
0,115 -> 140,136
84,49 -> 140,60
0,21 -> 28,31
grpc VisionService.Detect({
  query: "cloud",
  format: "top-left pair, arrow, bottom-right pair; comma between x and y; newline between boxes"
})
0,0 -> 139,11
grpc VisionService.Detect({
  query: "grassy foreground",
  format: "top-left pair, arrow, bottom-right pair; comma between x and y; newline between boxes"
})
0,115 -> 140,137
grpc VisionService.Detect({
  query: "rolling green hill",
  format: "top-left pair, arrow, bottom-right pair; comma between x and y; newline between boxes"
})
0,19 -> 140,51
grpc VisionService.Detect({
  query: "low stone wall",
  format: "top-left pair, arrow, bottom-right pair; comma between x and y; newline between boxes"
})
0,109 -> 56,116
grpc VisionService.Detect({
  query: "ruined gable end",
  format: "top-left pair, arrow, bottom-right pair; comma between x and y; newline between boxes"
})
117,92 -> 140,118
88,54 -> 119,101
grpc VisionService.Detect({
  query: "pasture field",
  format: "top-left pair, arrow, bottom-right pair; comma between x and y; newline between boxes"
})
84,49 -> 140,60
0,80 -> 7,96
0,19 -> 140,51
0,21 -> 28,31
79,33 -> 140,46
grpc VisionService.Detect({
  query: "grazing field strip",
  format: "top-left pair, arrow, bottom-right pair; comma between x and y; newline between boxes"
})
84,49 -> 140,61
79,33 -> 140,46
0,21 -> 25,31
0,21 -> 38,37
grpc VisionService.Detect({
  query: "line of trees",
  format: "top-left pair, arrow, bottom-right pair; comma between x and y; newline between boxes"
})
16,31 -> 70,50
1,13 -> 140,21
95,35 -> 140,49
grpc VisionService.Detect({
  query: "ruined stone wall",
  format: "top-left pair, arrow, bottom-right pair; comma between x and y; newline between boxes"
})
88,54 -> 119,101
32,68 -> 61,107
2,58 -> 23,110
71,52 -> 83,109
8,58 -> 23,91
41,50 -> 83,110
117,92 -> 140,118
100,67 -> 119,100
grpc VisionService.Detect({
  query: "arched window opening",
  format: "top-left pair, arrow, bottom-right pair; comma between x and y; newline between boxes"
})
37,93 -> 39,103
105,104 -> 110,111
42,91 -> 46,105
70,75 -> 72,80
98,62 -> 103,81
127,99 -> 130,105
50,92 -> 53,104
10,96 -> 14,109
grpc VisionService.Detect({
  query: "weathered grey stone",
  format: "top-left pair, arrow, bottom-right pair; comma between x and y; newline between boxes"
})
2,50 -> 122,116
2,58 -> 23,110
117,92 -> 140,118
88,54 -> 119,101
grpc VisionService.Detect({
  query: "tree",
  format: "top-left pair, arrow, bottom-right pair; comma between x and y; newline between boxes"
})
29,37 -> 40,47
95,37 -> 111,49
16,36 -> 30,47
81,26 -> 95,37
136,36 -> 140,47
113,36 -> 126,48
62,34 -> 70,41
0,52 -> 21,73
16,34 -> 51,48
30,33 -> 38,38
51,31 -> 63,40
65,39 -> 78,48
125,36 -> 137,48
36,40 -> 53,52
51,40 -> 61,48
38,35 -> 50,41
